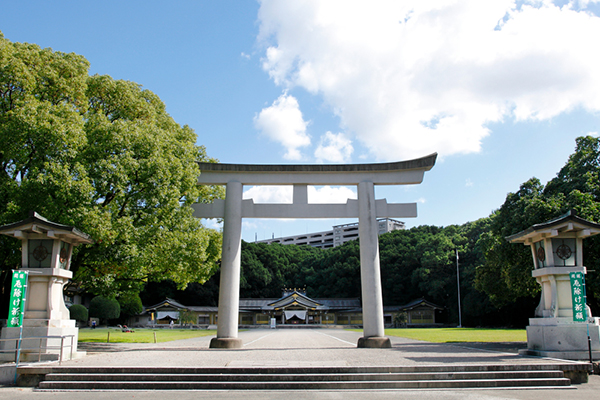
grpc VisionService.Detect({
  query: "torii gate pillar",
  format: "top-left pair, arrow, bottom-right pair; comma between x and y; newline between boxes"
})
193,154 -> 437,349
213,181 -> 244,348
357,181 -> 387,346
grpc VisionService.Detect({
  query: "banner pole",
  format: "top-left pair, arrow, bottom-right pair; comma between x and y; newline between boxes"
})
12,270 -> 29,385
584,274 -> 592,364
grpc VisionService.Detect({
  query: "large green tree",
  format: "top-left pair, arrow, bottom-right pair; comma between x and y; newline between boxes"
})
239,242 -> 321,298
476,136 -> 600,314
0,32 -> 222,299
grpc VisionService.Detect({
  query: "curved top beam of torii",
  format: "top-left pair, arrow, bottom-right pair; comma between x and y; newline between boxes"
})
192,153 -> 437,220
196,153 -> 437,186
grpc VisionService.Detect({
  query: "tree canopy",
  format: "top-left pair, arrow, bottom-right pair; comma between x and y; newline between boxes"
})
89,295 -> 120,323
68,304 -> 88,323
0,32 -> 222,299
476,136 -> 600,314
117,292 -> 143,322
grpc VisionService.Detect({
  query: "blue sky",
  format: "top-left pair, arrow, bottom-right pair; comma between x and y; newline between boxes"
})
2,1 -> 600,242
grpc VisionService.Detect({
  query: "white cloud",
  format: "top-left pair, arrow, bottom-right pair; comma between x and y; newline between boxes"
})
244,185 -> 292,203
243,185 -> 356,204
308,186 -> 356,203
253,93 -> 311,160
242,220 -> 258,230
465,179 -> 474,187
314,132 -> 354,163
257,0 -> 600,160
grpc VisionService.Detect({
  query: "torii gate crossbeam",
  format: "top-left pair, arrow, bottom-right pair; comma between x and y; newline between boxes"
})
193,153 -> 437,348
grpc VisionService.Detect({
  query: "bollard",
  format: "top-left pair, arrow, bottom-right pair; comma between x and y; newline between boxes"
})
107,332 -> 110,343
154,332 -> 157,344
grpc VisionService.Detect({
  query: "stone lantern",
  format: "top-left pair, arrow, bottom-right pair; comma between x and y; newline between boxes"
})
0,211 -> 92,361
507,210 -> 600,360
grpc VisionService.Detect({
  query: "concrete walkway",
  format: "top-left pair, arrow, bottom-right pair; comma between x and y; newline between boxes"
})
1,328 -> 599,399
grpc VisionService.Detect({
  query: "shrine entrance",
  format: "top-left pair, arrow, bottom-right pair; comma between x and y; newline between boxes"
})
192,154 -> 437,348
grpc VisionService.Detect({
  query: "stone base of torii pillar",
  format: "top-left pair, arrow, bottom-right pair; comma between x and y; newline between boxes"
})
192,155 -> 437,349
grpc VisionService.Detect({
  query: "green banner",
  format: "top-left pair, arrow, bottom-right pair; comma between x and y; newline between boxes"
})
569,271 -> 587,322
7,270 -> 28,328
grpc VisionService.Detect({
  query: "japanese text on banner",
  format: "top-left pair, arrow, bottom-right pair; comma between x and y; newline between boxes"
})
7,270 -> 28,328
570,272 -> 587,322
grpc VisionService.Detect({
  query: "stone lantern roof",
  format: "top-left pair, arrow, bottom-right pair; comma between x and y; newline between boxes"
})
0,211 -> 93,244
506,210 -> 600,245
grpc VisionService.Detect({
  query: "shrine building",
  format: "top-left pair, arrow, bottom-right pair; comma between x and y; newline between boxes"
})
127,290 -> 443,328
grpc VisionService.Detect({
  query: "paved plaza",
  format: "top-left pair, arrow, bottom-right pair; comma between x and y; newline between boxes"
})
1,328 -> 598,399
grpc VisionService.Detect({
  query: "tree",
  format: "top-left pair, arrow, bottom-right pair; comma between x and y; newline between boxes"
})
89,295 -> 120,324
238,241 -> 321,298
393,312 -> 407,328
296,240 -> 362,298
0,32 -> 223,300
68,304 -> 88,324
544,136 -> 600,214
476,136 -> 600,315
178,309 -> 196,326
117,292 -> 143,321
543,136 -> 600,315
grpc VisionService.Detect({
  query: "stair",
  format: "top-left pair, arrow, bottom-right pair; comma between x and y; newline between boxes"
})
16,363 -> 586,390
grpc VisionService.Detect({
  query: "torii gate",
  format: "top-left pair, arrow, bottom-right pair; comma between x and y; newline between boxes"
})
192,153 -> 437,348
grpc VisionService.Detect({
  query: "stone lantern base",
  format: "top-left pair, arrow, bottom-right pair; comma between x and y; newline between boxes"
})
519,317 -> 600,360
0,212 -> 92,363
0,270 -> 85,362
0,320 -> 85,362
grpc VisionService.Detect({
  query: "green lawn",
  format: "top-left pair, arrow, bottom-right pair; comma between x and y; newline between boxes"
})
80,327 -> 526,344
78,328 -> 217,343
382,328 -> 527,343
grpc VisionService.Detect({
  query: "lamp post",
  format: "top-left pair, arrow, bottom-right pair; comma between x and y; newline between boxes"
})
456,248 -> 462,328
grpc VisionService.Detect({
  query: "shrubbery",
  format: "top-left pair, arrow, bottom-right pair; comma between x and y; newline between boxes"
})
118,293 -> 143,321
69,304 -> 88,323
89,296 -> 120,324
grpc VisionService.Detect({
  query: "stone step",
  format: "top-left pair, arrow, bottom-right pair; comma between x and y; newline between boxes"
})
37,377 -> 571,391
42,370 -> 566,382
19,362 -> 587,374
17,363 -> 583,390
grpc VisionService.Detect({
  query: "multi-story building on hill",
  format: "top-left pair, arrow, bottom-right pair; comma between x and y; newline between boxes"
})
256,218 -> 405,249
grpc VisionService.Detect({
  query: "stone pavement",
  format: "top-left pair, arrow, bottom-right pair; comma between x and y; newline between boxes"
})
1,328 -> 599,399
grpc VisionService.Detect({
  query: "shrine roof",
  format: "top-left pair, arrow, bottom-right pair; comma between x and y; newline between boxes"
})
0,211 -> 92,244
268,291 -> 323,309
238,295 -> 361,311
506,210 -> 600,243
145,298 -> 188,311
384,298 -> 444,312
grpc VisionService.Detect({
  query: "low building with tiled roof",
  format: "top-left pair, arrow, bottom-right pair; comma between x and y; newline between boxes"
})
127,290 -> 443,328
